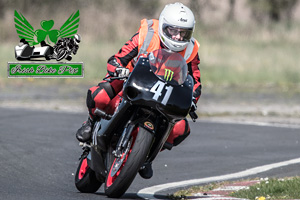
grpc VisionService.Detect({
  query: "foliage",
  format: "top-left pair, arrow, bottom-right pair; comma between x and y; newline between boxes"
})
232,177 -> 300,199
169,181 -> 231,199
248,0 -> 299,24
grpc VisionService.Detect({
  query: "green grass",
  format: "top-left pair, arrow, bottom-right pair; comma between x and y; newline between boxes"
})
232,177 -> 300,200
170,177 -> 300,200
169,181 -> 233,199
75,38 -> 124,81
196,23 -> 300,87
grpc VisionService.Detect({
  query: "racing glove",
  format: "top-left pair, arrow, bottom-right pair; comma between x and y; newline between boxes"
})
115,67 -> 130,77
191,97 -> 197,112
189,97 -> 198,122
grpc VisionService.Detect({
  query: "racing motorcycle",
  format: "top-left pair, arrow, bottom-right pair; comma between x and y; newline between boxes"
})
53,38 -> 77,61
74,49 -> 198,198
54,45 -> 72,61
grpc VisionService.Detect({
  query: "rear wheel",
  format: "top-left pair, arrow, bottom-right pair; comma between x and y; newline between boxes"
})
75,156 -> 102,193
104,127 -> 153,198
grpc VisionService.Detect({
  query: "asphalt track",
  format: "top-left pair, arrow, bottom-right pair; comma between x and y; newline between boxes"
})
1,107 -> 300,200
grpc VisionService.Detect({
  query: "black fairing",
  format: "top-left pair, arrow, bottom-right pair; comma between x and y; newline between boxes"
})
123,57 -> 194,122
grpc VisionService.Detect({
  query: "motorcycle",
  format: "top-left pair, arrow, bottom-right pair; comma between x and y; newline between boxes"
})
74,49 -> 198,198
53,39 -> 76,61
54,45 -> 72,61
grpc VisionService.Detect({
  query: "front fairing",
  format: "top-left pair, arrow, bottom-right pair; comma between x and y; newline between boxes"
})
123,57 -> 194,121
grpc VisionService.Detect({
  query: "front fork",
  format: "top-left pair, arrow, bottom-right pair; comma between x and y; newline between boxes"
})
112,122 -> 135,158
86,100 -> 131,179
92,121 -> 101,146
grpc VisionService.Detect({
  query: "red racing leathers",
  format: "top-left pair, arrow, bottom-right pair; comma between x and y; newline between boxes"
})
86,30 -> 201,147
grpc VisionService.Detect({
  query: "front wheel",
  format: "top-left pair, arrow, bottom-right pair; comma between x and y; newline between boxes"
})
56,49 -> 67,61
75,156 -> 102,193
104,127 -> 153,198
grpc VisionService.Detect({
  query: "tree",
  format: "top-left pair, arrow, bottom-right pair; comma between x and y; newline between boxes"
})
127,0 -> 160,18
248,0 -> 299,24
227,0 -> 236,21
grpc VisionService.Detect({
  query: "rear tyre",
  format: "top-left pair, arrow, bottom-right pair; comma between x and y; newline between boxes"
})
104,127 -> 153,198
75,156 -> 102,193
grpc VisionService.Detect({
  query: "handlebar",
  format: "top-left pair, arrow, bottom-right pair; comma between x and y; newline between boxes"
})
103,76 -> 128,82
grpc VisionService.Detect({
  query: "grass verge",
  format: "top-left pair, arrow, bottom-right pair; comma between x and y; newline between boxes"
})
168,180 -> 234,199
232,177 -> 300,200
170,177 -> 300,200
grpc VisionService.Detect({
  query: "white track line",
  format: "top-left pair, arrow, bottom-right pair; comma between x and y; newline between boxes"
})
195,119 -> 300,129
137,157 -> 300,199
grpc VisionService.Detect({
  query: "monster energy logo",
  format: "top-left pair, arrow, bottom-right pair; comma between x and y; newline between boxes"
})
164,69 -> 174,81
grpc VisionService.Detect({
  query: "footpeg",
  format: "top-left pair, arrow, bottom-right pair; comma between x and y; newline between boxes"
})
79,142 -> 91,149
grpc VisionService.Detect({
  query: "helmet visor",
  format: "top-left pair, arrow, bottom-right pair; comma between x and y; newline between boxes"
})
162,24 -> 193,42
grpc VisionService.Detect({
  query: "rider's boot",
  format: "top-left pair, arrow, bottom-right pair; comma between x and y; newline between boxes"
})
76,117 -> 94,142
66,54 -> 72,61
139,162 -> 153,179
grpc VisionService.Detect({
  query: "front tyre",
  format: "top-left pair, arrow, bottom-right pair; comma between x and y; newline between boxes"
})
56,49 -> 67,61
104,127 -> 153,198
75,156 -> 102,193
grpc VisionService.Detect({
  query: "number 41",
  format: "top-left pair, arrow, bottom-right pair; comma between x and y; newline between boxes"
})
150,81 -> 173,105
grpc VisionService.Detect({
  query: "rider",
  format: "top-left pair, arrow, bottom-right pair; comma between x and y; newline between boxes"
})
53,34 -> 81,60
76,2 -> 201,179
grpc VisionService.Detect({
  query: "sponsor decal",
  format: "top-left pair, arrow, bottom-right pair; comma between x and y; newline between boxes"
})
144,121 -> 154,130
164,69 -> 174,81
179,18 -> 187,22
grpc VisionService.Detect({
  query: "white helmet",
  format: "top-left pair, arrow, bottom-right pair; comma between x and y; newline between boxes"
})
73,34 -> 81,45
159,2 -> 195,52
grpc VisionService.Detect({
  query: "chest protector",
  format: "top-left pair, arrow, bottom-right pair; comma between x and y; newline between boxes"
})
126,19 -> 200,72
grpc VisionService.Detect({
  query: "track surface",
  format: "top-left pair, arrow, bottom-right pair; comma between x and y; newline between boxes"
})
1,108 -> 300,200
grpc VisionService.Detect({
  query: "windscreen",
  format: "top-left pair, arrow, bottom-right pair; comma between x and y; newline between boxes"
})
148,49 -> 187,85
